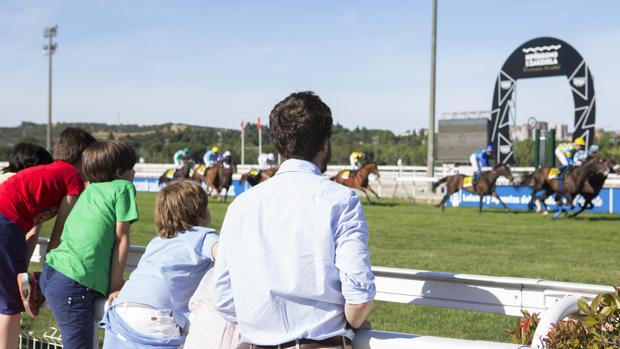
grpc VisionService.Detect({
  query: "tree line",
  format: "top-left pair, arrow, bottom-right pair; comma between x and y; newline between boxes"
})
1,122 -> 618,166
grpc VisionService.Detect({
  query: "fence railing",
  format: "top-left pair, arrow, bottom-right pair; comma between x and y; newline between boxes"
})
26,238 -> 615,348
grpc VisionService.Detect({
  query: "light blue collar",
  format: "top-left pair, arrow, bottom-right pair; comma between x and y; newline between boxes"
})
276,159 -> 322,176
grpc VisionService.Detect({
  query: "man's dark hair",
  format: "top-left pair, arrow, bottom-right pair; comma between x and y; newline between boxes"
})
82,140 -> 137,182
2,143 -> 53,173
269,91 -> 333,161
53,127 -> 97,164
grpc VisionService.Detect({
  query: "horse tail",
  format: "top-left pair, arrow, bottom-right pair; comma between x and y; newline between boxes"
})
432,176 -> 448,191
518,172 -> 533,187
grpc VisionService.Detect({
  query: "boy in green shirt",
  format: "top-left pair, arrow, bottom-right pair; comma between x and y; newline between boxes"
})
40,140 -> 139,349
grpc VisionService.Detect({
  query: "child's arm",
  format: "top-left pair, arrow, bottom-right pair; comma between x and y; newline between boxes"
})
108,221 -> 131,303
211,242 -> 218,260
25,225 -> 42,264
47,195 -> 79,252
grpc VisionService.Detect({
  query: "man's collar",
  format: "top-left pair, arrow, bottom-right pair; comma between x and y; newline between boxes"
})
276,159 -> 322,176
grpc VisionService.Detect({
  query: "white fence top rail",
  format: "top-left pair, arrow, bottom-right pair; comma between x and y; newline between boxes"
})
373,266 -> 614,317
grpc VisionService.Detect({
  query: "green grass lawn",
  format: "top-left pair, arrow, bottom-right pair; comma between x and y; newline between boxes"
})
30,192 -> 620,344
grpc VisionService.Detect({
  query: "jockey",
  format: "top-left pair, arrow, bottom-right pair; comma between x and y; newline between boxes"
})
349,151 -> 368,169
220,150 -> 233,167
203,146 -> 220,167
555,137 -> 585,168
587,144 -> 600,160
258,153 -> 275,170
173,147 -> 191,169
470,145 -> 493,179
574,148 -> 588,166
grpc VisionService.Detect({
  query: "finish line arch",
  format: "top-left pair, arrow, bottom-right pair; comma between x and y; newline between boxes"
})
489,37 -> 596,164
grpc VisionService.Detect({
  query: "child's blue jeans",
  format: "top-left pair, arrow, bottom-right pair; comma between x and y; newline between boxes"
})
39,263 -> 97,349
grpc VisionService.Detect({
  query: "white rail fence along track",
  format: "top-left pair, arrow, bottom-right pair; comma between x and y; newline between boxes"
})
24,238 -> 615,349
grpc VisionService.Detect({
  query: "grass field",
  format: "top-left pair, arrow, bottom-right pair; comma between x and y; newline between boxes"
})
30,192 -> 620,344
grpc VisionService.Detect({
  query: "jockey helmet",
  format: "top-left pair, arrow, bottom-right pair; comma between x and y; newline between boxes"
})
486,145 -> 494,153
588,144 -> 599,155
223,150 -> 231,158
573,137 -> 586,146
212,146 -> 220,153
183,147 -> 189,153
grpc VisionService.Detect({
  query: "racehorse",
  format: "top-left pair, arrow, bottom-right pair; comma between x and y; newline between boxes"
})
240,166 -> 279,187
158,160 -> 194,187
190,163 -> 207,183
331,162 -> 380,203
518,158 -> 609,216
570,158 -> 618,217
204,160 -> 237,202
433,164 -> 514,213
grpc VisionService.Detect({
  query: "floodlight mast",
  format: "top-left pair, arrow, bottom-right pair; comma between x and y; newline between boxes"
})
43,25 -> 58,151
427,0 -> 438,180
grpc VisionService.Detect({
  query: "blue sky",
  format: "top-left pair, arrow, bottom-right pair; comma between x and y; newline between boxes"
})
0,0 -> 618,132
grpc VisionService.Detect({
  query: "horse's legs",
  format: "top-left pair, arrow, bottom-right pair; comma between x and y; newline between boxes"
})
537,190 -> 552,214
493,191 -> 510,211
367,186 -> 380,200
479,195 -> 483,213
437,193 -> 450,212
360,188 -> 372,204
564,194 -> 575,217
436,186 -> 458,212
569,202 -> 588,218
528,186 -> 539,211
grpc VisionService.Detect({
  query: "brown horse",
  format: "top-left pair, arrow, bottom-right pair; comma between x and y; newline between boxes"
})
331,162 -> 380,203
518,158 -> 608,215
158,160 -> 194,187
190,163 -> 205,183
570,158 -> 618,217
204,160 -> 237,202
433,164 -> 514,212
240,166 -> 279,187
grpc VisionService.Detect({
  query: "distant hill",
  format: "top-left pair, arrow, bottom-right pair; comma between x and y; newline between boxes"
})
0,122 -> 428,165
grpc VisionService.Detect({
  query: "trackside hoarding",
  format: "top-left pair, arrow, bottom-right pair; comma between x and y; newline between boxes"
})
448,186 -> 619,214
133,178 -> 249,196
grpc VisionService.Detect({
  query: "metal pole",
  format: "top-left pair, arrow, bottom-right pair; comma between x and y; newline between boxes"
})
426,0 -> 438,179
258,122 -> 262,157
241,128 -> 245,165
47,35 -> 53,151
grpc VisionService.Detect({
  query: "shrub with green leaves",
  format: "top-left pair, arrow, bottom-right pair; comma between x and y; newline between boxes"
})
508,285 -> 620,348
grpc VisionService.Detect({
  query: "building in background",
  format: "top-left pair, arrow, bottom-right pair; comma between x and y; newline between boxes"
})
437,118 -> 488,163
550,123 -> 569,141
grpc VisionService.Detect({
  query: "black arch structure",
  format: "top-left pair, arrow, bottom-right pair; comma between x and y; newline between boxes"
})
489,37 -> 595,164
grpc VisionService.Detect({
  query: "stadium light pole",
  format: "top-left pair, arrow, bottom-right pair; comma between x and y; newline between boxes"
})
43,25 -> 58,151
426,0 -> 437,180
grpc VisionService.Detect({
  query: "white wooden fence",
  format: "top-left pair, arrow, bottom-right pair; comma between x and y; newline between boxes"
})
29,238 -> 614,349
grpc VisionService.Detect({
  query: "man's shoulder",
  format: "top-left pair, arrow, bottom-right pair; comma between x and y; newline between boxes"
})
315,175 -> 358,205
232,173 -> 356,207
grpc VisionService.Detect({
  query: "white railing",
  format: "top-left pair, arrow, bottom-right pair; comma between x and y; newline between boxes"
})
29,238 -> 614,348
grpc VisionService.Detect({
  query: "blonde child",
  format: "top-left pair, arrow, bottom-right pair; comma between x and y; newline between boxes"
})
100,180 -> 218,348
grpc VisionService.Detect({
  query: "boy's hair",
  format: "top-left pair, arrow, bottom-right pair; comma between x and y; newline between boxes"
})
53,127 -> 97,164
155,181 -> 208,239
82,140 -> 137,182
2,143 -> 52,173
269,91 -> 333,161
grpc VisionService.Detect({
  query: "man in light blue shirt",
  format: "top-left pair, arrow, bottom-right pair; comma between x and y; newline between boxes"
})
211,91 -> 375,348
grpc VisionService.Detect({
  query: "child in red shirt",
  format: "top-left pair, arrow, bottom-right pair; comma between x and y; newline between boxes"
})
0,127 -> 96,348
